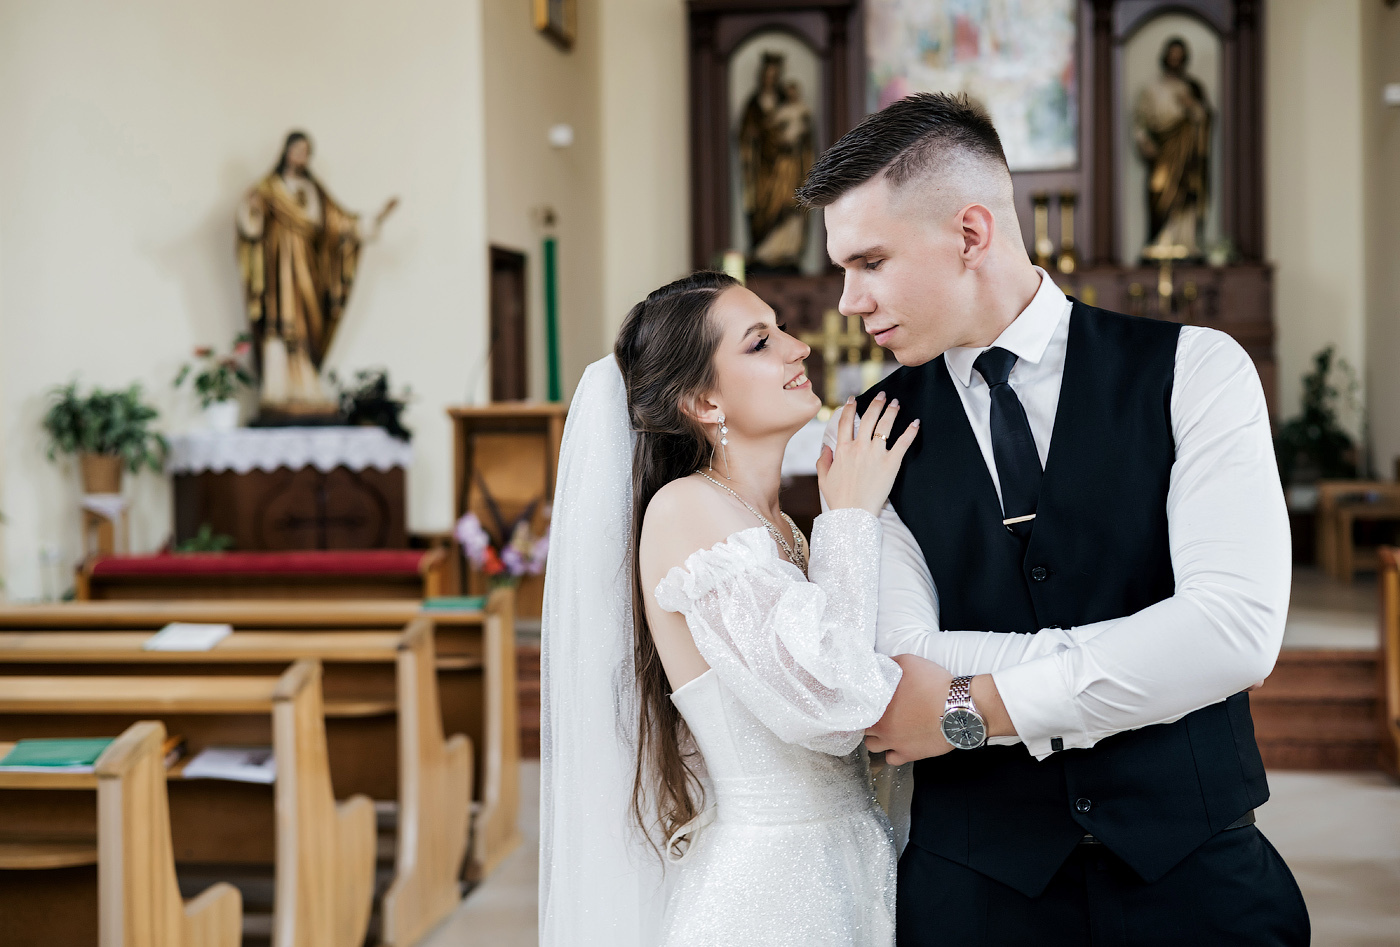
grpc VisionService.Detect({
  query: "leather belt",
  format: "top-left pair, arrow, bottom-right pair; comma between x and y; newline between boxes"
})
1078,808 -> 1256,846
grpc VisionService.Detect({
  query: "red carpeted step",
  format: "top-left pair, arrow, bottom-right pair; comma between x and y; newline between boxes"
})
517,643 -> 541,758
1251,649 -> 1381,771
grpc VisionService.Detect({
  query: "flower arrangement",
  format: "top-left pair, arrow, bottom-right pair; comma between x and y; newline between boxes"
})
331,368 -> 413,442
455,505 -> 549,587
174,334 -> 255,408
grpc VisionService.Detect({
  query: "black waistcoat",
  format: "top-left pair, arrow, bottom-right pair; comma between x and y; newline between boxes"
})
857,303 -> 1269,898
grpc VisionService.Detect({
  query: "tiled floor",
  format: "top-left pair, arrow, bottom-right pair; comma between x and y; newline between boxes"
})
425,764 -> 1400,947
1257,771 -> 1400,946
426,570 -> 1398,945
1285,567 -> 1380,650
422,761 -> 540,947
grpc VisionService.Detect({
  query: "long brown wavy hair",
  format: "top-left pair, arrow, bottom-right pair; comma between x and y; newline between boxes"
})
613,270 -> 738,851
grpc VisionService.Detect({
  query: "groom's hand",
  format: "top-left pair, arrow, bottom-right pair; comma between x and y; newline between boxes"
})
865,653 -> 957,764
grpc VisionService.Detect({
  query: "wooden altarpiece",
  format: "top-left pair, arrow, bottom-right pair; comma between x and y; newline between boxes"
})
687,0 -> 1275,413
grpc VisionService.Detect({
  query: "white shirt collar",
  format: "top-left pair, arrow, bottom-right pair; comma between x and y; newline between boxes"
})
944,267 -> 1068,388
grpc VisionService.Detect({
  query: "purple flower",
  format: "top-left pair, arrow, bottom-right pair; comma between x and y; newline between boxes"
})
527,534 -> 550,574
454,513 -> 492,565
501,546 -> 527,576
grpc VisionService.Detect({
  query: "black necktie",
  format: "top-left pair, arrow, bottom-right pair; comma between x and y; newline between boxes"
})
973,347 -> 1042,538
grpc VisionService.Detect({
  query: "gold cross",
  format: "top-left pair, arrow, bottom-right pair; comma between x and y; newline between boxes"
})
800,309 -> 868,406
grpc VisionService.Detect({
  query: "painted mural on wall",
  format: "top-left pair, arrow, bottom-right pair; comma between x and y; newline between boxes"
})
866,0 -> 1078,171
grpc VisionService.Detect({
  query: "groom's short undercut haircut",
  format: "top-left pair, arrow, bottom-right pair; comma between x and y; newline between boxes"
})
795,92 -> 1009,208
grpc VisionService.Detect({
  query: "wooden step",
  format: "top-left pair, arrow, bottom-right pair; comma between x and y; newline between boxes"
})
1251,649 -> 1381,771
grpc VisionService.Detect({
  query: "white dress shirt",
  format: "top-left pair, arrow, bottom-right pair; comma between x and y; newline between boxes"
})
822,268 -> 1290,759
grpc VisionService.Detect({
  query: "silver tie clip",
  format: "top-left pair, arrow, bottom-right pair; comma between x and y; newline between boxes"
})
1002,513 -> 1037,526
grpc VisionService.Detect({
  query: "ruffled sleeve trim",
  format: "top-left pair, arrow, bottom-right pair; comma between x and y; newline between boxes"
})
654,526 -> 792,613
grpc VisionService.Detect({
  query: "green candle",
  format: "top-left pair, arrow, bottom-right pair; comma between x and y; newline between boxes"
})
543,236 -> 561,402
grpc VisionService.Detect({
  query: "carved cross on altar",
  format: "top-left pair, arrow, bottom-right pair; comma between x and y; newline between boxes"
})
800,310 -> 868,407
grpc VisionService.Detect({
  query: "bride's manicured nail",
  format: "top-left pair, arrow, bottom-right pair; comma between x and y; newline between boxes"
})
890,399 -> 899,408
874,391 -> 886,401
911,419 -> 921,428
846,396 -> 855,404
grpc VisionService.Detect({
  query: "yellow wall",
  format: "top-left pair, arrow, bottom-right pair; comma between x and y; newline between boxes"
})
483,0 -> 604,398
1363,3 -> 1400,475
0,0 -> 489,598
1266,0 -> 1368,439
598,0 -> 692,342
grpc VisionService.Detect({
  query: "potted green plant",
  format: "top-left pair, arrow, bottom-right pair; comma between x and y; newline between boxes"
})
331,368 -> 413,441
43,383 -> 168,495
174,334 -> 254,431
1275,345 -> 1360,486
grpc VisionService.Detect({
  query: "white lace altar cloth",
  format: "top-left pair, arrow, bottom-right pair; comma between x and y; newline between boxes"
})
166,426 -> 413,475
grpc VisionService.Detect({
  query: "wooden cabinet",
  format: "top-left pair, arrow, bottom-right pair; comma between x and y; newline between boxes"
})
174,467 -> 407,551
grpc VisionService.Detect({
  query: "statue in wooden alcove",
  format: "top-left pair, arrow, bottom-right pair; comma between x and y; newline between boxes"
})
1133,37 -> 1212,261
236,131 -> 398,417
738,53 -> 814,271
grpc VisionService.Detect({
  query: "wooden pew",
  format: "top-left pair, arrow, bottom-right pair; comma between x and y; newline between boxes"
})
0,622 -> 473,947
0,590 -> 522,881
1379,547 -> 1400,778
0,720 -> 242,947
76,548 -> 450,601
0,661 -> 375,947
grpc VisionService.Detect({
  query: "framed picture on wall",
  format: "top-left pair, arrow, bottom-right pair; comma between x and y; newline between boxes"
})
534,0 -> 575,50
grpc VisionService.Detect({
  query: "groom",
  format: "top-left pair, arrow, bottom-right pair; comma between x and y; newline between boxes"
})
800,94 -> 1309,944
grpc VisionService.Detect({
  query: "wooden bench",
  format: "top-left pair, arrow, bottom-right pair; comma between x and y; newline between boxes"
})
0,661 -> 375,947
76,548 -> 449,601
0,622 -> 472,947
0,591 -> 522,881
1315,481 -> 1400,582
1379,547 -> 1400,778
0,720 -> 242,947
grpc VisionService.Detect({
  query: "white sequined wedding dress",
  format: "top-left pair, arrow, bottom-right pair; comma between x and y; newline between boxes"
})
652,507 -> 902,947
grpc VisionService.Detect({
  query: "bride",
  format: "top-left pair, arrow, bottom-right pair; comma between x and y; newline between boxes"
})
541,270 -> 917,946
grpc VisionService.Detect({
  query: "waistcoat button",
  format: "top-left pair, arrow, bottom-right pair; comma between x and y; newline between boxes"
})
1075,797 -> 1093,813
1030,565 -> 1049,582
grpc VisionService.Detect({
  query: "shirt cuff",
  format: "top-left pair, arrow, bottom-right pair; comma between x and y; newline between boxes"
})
990,655 -> 1091,760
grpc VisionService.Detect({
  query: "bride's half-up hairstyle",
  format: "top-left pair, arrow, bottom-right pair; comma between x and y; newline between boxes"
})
614,269 -> 738,852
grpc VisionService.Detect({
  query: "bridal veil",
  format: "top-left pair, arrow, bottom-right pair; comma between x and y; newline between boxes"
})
539,354 -> 673,945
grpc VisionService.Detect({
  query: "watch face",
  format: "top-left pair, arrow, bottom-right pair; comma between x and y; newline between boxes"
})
941,708 -> 987,749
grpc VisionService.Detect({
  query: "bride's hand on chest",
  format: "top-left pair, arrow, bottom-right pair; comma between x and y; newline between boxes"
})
818,393 -> 919,515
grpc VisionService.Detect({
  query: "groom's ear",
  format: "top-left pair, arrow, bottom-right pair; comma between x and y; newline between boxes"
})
956,203 -> 996,271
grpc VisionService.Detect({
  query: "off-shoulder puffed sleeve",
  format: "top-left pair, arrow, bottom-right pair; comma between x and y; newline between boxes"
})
655,507 -> 901,756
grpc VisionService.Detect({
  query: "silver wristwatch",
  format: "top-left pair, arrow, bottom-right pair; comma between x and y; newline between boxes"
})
940,676 -> 988,749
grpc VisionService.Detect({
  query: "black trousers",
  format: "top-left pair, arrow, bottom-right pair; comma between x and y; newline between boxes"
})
896,827 -> 1310,946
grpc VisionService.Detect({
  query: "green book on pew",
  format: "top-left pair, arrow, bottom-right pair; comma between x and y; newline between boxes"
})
0,738 -> 115,772
422,595 -> 487,612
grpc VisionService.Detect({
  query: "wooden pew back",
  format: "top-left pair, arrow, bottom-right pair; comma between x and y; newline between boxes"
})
0,721 -> 241,947
0,621 -> 475,946
1379,547 -> 1400,778
0,662 -> 373,947
0,591 -> 520,882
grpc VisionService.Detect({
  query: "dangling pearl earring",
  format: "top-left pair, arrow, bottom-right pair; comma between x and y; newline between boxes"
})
718,414 -> 732,480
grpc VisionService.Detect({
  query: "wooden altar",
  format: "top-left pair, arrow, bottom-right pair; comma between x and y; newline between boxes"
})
168,427 -> 411,550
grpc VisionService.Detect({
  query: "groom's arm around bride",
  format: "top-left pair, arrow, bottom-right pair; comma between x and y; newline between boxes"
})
804,92 -> 1308,946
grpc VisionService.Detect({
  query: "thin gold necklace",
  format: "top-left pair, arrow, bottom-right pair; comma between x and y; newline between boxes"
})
696,469 -> 808,574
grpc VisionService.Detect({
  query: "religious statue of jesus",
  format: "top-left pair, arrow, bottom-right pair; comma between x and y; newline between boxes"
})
1133,37 -> 1212,261
236,131 -> 398,413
